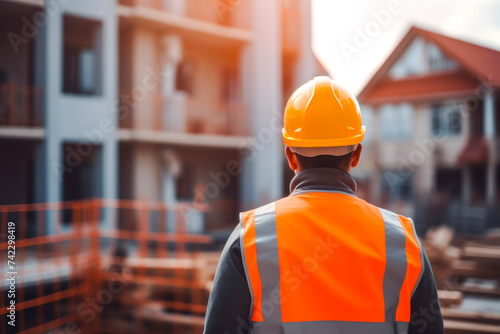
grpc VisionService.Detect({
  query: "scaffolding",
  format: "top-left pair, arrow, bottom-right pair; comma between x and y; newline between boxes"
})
0,198 -> 214,333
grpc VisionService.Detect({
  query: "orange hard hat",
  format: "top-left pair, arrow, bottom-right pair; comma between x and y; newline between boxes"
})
282,76 -> 365,147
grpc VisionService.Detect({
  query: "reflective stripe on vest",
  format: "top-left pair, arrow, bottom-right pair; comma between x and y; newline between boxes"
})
240,192 -> 424,334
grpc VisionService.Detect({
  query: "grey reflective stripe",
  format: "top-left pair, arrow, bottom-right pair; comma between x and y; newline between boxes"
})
253,202 -> 282,322
396,320 -> 410,334
380,208 -> 408,323
239,214 -> 255,319
409,218 -> 425,298
250,320 -> 410,334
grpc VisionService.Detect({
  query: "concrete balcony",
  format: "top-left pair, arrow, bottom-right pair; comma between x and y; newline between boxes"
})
119,0 -> 250,28
0,84 -> 43,134
118,92 -> 252,149
117,0 -> 253,48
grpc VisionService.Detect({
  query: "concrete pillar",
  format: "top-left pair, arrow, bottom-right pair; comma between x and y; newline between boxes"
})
240,0 -> 283,208
161,149 -> 181,232
34,22 -> 46,205
161,35 -> 182,96
102,6 -> 119,230
293,0 -> 315,87
484,89 -> 497,205
44,5 -> 63,235
161,35 -> 186,132
462,166 -> 471,205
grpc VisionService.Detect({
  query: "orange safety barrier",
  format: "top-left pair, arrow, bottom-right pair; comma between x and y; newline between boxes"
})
0,198 -> 213,334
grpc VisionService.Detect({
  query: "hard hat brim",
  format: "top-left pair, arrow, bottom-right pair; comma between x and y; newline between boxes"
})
282,126 -> 365,147
289,144 -> 359,157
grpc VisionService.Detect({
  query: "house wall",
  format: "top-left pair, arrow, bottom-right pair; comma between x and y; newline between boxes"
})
358,96 -> 472,216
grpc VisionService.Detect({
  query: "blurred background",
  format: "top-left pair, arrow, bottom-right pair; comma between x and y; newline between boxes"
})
0,0 -> 499,333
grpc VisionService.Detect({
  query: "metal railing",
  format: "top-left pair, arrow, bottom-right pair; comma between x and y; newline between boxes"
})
0,198 -> 213,334
119,91 -> 250,136
0,84 -> 42,127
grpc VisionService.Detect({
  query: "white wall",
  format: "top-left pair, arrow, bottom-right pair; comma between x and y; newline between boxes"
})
240,0 -> 283,207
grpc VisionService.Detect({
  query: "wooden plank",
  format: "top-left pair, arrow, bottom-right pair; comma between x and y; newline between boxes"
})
462,245 -> 500,260
438,290 -> 462,306
443,309 -> 500,325
444,319 -> 500,333
452,260 -> 500,280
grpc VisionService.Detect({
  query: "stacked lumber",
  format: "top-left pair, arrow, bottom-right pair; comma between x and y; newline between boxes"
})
100,251 -> 221,334
443,309 -> 500,334
422,226 -> 500,334
422,226 -> 461,289
452,242 -> 500,283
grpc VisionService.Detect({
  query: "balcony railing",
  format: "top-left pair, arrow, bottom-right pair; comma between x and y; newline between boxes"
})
118,0 -> 248,29
0,83 -> 42,127
120,92 -> 250,137
184,97 -> 248,136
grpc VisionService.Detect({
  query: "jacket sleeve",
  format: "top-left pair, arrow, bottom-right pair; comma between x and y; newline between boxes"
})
203,225 -> 252,334
408,251 -> 444,334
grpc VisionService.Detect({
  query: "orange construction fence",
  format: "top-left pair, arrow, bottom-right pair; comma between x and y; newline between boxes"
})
0,198 -> 213,334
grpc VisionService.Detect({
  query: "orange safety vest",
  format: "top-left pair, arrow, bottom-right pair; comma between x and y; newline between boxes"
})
240,191 -> 424,334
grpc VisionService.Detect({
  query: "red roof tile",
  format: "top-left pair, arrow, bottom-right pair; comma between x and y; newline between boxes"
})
414,27 -> 500,87
359,26 -> 500,103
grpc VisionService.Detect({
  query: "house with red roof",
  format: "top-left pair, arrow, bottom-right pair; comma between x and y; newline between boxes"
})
356,26 -> 500,232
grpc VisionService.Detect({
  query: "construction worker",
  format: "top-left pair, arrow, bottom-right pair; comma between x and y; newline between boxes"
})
203,77 -> 443,334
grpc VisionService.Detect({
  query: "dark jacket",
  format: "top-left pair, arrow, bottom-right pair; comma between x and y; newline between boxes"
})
204,168 -> 444,334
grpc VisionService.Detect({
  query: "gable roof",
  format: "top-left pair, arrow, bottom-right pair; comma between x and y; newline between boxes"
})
358,26 -> 500,103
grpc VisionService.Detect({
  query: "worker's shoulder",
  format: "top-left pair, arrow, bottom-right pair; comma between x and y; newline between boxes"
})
376,204 -> 416,225
350,196 -> 415,223
239,201 -> 276,218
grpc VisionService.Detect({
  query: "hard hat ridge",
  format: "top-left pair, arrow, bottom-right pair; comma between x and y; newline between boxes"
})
282,76 -> 365,149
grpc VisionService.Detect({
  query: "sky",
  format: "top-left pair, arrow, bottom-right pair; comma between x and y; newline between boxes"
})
311,0 -> 500,95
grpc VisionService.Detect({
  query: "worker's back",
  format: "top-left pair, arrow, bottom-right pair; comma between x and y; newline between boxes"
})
240,190 -> 423,333
203,77 -> 443,334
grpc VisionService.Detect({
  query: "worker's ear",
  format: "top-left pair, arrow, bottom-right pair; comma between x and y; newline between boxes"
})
285,146 -> 300,174
350,144 -> 362,168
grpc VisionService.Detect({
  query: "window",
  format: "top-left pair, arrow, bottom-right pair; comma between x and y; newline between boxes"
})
175,60 -> 195,94
221,68 -> 239,101
431,104 -> 462,136
381,171 -> 413,203
63,15 -> 102,95
379,104 -> 414,140
389,40 -> 458,79
436,168 -> 461,201
360,105 -> 374,143
62,143 -> 102,223
428,43 -> 458,73
62,143 -> 102,202
389,38 -> 425,79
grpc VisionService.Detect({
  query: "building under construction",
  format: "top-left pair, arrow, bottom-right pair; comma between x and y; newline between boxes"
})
0,0 -> 325,332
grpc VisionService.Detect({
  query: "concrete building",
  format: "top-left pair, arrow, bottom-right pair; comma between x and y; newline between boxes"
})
0,0 -> 325,234
357,27 -> 500,233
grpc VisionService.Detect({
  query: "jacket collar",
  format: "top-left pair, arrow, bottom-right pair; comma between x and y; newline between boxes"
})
289,168 -> 357,196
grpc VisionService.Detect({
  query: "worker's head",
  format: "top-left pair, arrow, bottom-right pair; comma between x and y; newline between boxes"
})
282,76 -> 365,174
